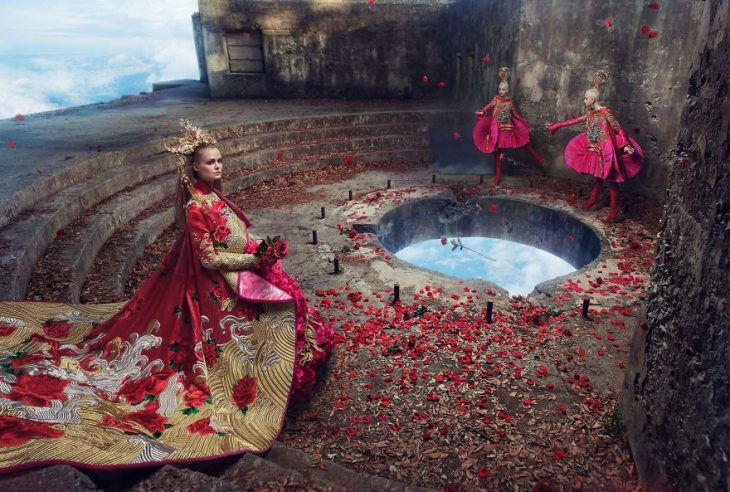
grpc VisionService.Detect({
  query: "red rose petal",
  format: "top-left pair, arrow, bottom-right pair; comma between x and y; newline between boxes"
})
647,2 -> 660,9
15,114 -> 25,122
555,449 -> 566,460
6,140 -> 17,149
481,56 -> 493,63
345,155 -> 354,165
604,20 -> 613,28
641,24 -> 650,35
649,31 -> 659,38
478,468 -> 491,478
452,132 -> 462,139
421,74 -> 429,84
435,81 -> 446,88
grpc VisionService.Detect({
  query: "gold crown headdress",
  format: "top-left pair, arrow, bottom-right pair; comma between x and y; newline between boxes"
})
165,119 -> 217,156
165,119 -> 218,193
498,67 -> 511,83
592,70 -> 609,92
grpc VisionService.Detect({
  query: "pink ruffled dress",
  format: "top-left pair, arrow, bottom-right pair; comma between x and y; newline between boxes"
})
559,107 -> 643,183
472,95 -> 531,153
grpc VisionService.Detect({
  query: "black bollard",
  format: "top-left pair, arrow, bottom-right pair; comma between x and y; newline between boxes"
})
320,206 -> 325,219
348,190 -> 353,201
480,175 -> 484,185
486,301 -> 494,324
582,298 -> 590,318
432,174 -> 436,183
333,258 -> 340,274
312,230 -> 318,245
393,283 -> 400,304
387,179 -> 391,189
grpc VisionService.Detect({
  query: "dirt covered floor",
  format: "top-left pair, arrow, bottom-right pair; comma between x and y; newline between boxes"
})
95,162 -> 659,491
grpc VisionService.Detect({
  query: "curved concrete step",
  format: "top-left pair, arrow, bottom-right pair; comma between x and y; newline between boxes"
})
0,112 -> 430,228
31,173 -> 177,302
0,154 -> 177,300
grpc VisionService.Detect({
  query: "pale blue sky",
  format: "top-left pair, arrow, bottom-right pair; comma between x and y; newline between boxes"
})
397,238 -> 575,296
0,0 -> 199,117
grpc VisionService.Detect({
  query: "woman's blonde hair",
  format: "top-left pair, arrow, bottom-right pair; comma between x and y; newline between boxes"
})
173,144 -> 223,230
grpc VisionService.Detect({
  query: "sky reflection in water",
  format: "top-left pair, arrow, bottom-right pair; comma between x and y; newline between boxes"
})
396,237 -> 575,296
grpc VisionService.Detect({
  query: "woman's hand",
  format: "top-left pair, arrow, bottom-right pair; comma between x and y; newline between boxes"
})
474,110 -> 485,118
623,145 -> 635,154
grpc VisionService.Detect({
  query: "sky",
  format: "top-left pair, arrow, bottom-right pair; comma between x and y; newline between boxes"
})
396,238 -> 575,296
0,0 -> 199,118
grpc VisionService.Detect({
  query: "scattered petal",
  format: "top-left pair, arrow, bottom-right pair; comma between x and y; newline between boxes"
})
6,140 -> 17,149
422,74 -> 430,84
481,56 -> 493,63
452,132 -> 462,139
604,20 -> 613,28
435,81 -> 446,88
15,114 -> 25,122
647,2 -> 660,9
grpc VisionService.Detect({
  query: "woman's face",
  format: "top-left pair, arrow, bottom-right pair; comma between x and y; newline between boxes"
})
584,92 -> 596,107
193,146 -> 223,185
498,85 -> 508,96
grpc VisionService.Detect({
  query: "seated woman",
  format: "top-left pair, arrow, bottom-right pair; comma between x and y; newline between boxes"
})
0,121 -> 333,472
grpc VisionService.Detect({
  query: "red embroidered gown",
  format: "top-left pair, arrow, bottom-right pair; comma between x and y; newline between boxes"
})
0,180 -> 332,472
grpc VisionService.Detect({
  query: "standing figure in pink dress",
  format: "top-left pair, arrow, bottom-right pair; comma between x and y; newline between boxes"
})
472,67 -> 544,185
547,71 -> 643,222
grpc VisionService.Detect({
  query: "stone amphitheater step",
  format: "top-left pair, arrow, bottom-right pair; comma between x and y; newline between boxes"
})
0,112 -> 432,229
3,117 -> 433,301
84,148 -> 431,302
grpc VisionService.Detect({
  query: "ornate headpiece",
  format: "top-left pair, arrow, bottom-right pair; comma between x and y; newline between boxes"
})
498,67 -> 511,83
165,119 -> 217,156
592,70 -> 609,92
165,119 -> 218,195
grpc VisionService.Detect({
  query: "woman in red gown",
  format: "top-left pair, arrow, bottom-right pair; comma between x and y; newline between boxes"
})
472,67 -> 544,184
547,71 -> 643,222
0,121 -> 333,472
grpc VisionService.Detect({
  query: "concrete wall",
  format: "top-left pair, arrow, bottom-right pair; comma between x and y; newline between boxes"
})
198,0 -> 451,98
621,0 -> 730,490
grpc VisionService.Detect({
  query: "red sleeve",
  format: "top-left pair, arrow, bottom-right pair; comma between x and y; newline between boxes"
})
186,201 -> 256,271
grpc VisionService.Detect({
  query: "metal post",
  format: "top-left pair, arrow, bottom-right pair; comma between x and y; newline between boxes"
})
582,298 -> 590,318
348,190 -> 353,201
393,284 -> 400,304
312,230 -> 318,245
387,179 -> 391,189
334,258 -> 340,274
486,301 -> 494,323
320,207 -> 325,219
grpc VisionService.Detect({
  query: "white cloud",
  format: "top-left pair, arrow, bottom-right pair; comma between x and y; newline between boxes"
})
0,0 -> 198,118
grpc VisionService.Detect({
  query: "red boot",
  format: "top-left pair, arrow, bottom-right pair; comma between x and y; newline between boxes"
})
494,152 -> 504,185
607,184 -> 619,222
582,179 -> 603,210
525,145 -> 544,167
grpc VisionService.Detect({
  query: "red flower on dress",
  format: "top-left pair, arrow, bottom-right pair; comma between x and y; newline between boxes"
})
232,375 -> 257,410
117,373 -> 171,404
202,341 -> 220,369
43,320 -> 72,338
187,416 -> 217,435
0,415 -> 64,448
213,225 -> 231,243
1,374 -> 69,407
10,352 -> 46,369
126,408 -> 168,434
184,383 -> 210,408
0,324 -> 16,337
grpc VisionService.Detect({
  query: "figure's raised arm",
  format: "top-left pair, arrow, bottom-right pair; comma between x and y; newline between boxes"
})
187,201 -> 257,271
546,115 -> 588,134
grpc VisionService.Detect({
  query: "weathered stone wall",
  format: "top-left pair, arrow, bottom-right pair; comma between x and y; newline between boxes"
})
621,0 -> 730,490
449,0 -> 705,196
199,0 -> 451,99
447,0 -> 522,107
